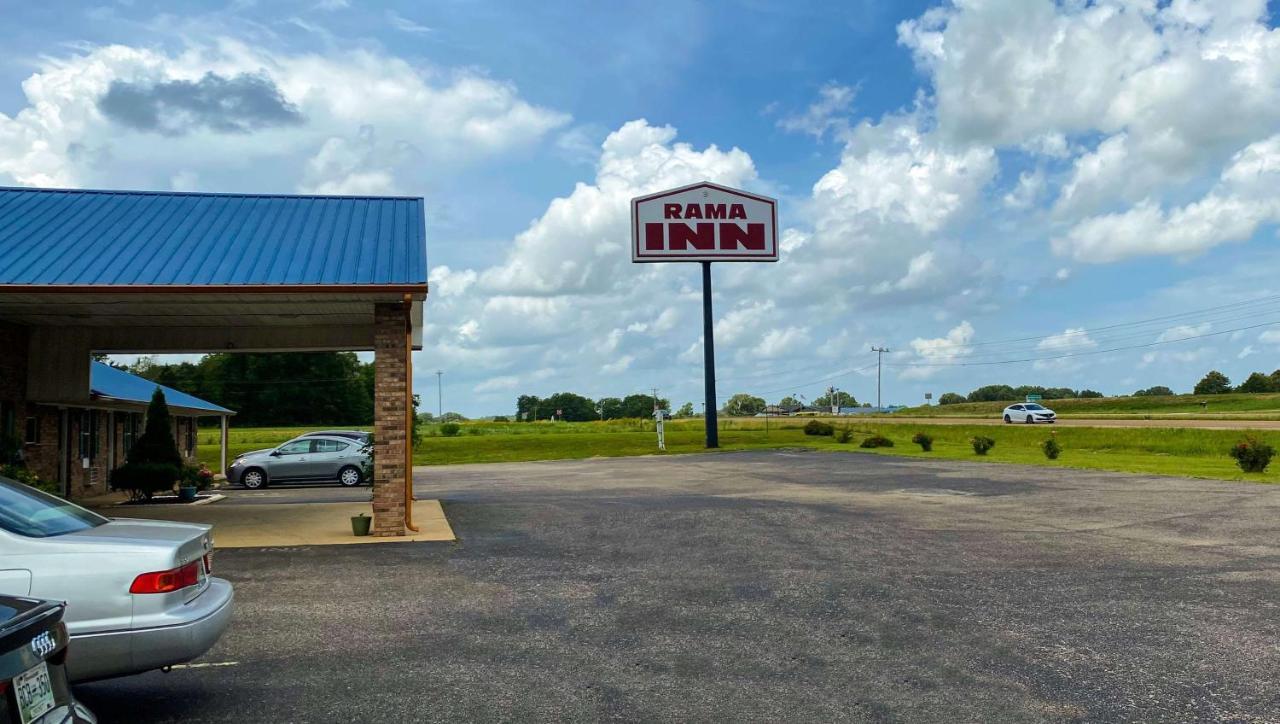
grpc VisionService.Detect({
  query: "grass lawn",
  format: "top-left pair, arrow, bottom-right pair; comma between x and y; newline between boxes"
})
895,391 -> 1280,418
198,419 -> 1280,484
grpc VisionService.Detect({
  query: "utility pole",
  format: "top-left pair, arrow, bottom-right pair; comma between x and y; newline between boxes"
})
435,370 -> 443,418
870,346 -> 890,410
652,387 -> 660,413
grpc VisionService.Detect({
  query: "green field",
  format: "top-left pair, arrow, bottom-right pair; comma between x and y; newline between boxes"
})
198,418 -> 1280,484
896,391 -> 1280,418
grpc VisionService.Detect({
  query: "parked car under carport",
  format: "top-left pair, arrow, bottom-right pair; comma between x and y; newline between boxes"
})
226,434 -> 370,489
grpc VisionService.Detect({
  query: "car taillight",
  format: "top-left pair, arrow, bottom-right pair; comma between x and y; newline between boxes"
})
130,561 -> 202,594
203,553 -> 213,575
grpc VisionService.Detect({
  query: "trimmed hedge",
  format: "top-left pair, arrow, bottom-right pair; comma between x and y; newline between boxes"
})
111,462 -> 179,500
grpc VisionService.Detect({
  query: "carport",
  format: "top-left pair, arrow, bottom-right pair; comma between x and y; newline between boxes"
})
0,187 -> 427,536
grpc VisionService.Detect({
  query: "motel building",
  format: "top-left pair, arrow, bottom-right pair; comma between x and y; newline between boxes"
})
0,356 -> 232,500
0,186 -> 428,536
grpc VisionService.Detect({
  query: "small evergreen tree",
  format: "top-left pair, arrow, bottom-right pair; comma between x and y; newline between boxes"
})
128,388 -> 184,470
111,388 -> 184,500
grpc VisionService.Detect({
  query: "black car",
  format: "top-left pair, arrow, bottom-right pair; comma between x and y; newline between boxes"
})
0,596 -> 94,724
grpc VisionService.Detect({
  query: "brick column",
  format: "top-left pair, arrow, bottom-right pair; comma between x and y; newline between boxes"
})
372,303 -> 409,536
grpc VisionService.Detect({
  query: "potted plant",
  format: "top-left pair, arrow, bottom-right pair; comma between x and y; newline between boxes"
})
178,464 -> 201,501
351,512 -> 372,536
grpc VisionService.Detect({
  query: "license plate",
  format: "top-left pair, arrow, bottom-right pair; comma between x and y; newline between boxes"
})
15,661 -> 55,724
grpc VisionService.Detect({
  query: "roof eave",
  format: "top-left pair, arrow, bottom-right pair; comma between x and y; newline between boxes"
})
0,283 -> 428,297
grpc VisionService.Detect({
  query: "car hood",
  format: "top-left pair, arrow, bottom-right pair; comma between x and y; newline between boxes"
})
1028,409 -> 1055,415
236,448 -> 274,460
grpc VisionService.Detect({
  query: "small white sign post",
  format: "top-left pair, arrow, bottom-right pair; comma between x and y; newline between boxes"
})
631,181 -> 778,448
654,408 -> 666,451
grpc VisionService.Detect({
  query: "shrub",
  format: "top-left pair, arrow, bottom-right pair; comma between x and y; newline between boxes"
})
836,427 -> 854,444
111,462 -> 179,500
492,416 -> 509,422
911,432 -> 933,451
970,436 -> 995,455
860,434 -> 894,448
439,422 -> 462,437
0,433 -> 21,465
0,464 -> 58,495
1042,437 -> 1061,460
1229,436 -> 1274,473
359,434 -> 374,482
803,420 -> 834,436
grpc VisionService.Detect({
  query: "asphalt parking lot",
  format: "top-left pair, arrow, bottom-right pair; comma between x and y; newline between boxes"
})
76,450 -> 1280,722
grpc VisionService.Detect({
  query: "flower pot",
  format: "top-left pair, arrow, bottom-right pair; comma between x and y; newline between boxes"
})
178,485 -> 198,502
351,515 -> 372,537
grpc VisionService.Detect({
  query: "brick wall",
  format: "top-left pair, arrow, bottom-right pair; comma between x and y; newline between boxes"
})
0,321 -> 29,445
372,303 -> 409,536
23,407 -> 59,485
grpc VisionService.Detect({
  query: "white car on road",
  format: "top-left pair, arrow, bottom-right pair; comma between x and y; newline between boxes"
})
1003,403 -> 1056,424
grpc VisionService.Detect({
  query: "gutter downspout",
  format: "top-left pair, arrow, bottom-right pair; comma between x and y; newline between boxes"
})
404,293 -> 419,533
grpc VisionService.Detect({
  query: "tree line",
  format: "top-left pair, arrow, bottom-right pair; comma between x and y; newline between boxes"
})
1193,369 -> 1280,395
935,369 -> 1280,406
937,385 -> 1103,405
119,353 -> 436,428
516,392 -> 674,422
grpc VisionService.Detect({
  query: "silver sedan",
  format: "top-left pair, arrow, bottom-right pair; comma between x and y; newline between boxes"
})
226,434 -> 370,489
0,476 -> 234,682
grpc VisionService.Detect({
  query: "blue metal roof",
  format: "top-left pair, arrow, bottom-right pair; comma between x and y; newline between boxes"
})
0,187 -> 426,287
91,361 -> 234,415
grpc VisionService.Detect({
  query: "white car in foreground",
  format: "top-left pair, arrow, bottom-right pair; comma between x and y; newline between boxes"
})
1003,403 -> 1056,424
0,476 -> 233,682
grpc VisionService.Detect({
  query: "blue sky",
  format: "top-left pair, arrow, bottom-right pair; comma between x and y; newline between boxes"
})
3,0 -> 1280,415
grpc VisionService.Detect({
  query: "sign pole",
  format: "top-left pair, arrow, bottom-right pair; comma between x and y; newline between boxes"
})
701,261 -> 719,448
630,181 -> 778,450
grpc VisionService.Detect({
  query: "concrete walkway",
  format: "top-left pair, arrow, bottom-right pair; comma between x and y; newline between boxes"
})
105,499 -> 455,548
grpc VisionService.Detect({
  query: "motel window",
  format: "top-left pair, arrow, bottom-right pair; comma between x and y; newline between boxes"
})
24,417 -> 38,445
78,410 -> 100,461
123,413 -> 139,455
0,402 -> 14,441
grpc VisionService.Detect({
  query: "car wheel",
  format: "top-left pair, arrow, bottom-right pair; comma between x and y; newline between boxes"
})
241,468 -> 268,489
338,465 -> 363,487
1025,415 -> 1034,424
1003,415 -> 1011,424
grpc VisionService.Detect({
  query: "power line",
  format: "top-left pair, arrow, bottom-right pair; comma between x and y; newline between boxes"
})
911,292 -> 1280,352
885,318 -> 1280,368
908,305 -> 1280,365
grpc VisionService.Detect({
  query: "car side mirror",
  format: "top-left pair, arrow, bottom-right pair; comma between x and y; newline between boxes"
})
269,450 -> 282,457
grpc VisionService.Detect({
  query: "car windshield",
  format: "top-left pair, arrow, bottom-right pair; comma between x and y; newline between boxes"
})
1025,404 -> 1046,410
0,476 -> 109,538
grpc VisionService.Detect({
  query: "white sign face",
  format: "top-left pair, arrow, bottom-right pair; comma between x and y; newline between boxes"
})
631,182 -> 778,263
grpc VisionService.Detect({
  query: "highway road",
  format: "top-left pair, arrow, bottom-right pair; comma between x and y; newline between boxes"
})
885,416 -> 1280,430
